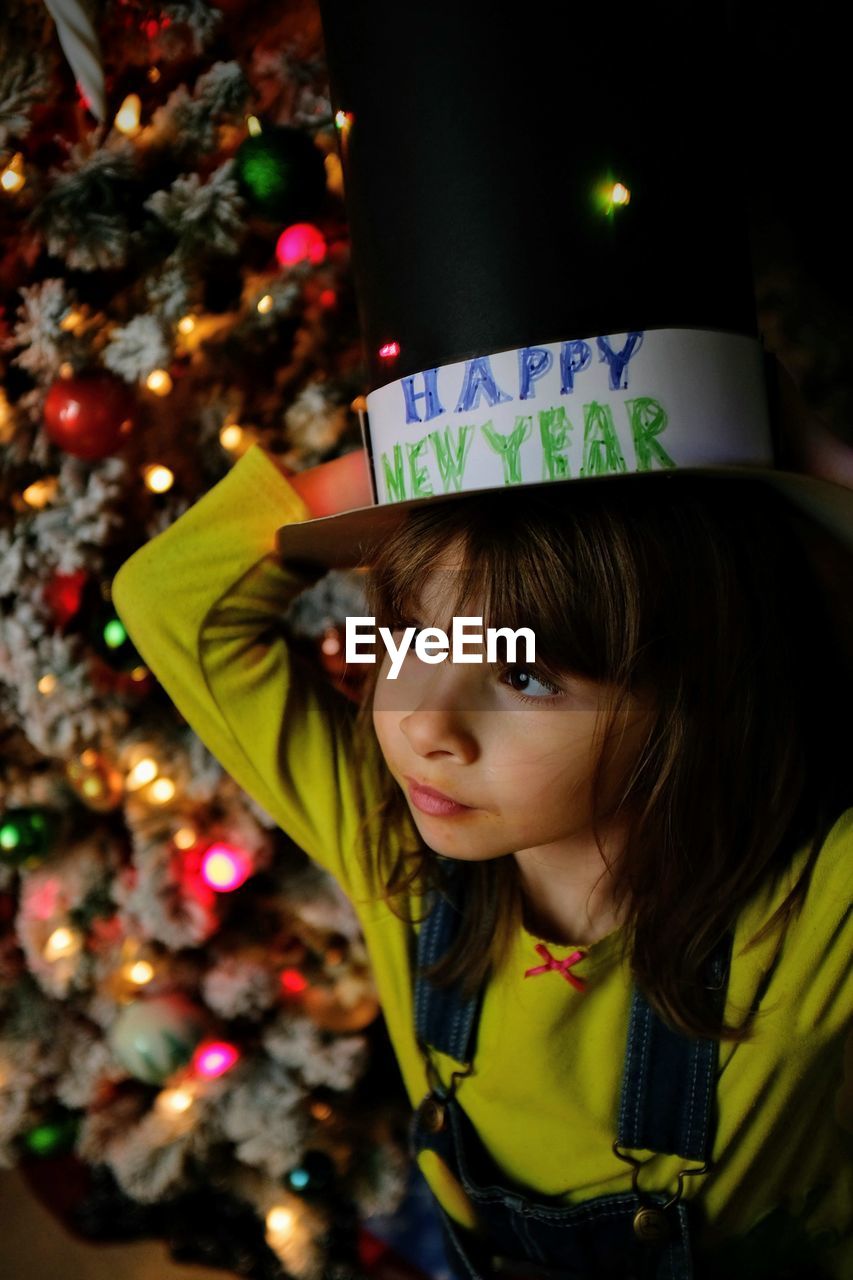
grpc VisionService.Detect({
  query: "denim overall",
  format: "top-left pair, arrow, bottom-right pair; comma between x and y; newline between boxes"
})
408,864 -> 733,1280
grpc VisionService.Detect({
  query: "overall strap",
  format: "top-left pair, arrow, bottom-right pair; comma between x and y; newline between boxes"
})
413,865 -> 484,1063
616,929 -> 734,1162
413,862 -> 735,1164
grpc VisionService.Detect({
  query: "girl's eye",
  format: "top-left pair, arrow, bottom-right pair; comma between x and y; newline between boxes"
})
501,666 -> 563,700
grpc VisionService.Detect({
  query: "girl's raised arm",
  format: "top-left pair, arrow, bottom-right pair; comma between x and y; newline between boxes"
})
111,443 -> 381,899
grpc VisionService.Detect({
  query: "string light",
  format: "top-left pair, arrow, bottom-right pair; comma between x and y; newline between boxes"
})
126,757 -> 158,791
177,315 -> 196,335
103,618 -> 127,650
334,110 -> 353,132
201,843 -> 253,892
146,369 -> 173,396
309,1099 -> 333,1122
60,309 -> 84,333
157,1086 -> 194,1115
59,362 -> 74,379
266,1206 -> 295,1238
44,926 -> 82,962
114,94 -> 142,137
610,181 -> 631,207
147,777 -> 176,805
219,424 -> 245,451
173,826 -> 197,850
276,223 -> 327,268
127,960 -> 154,986
1,152 -> 25,194
280,969 -> 309,995
143,464 -> 174,493
193,1040 -> 240,1079
256,295 -> 274,315
246,116 -> 262,137
148,67 -> 161,84
38,674 -> 57,695
378,341 -> 400,361
130,666 -> 148,683
22,478 -> 58,509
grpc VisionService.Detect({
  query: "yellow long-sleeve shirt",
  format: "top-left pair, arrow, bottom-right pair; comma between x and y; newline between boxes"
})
112,442 -> 853,1278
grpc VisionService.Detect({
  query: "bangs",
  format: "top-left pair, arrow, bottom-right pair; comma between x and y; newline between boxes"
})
364,486 -> 642,687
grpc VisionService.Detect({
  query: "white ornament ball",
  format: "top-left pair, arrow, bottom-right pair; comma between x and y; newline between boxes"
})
109,993 -> 209,1084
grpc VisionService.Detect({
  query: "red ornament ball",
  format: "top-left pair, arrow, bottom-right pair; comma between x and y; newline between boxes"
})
276,223 -> 327,268
44,373 -> 136,460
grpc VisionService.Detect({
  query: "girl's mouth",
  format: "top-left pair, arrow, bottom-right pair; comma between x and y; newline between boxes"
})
405,778 -> 473,817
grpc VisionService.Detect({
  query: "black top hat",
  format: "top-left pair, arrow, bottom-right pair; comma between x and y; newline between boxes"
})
276,0 -> 853,567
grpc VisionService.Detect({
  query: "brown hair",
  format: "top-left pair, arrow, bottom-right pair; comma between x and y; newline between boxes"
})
349,471 -> 853,1042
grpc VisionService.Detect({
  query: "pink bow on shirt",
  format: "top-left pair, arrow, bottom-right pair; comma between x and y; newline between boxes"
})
524,943 -> 587,992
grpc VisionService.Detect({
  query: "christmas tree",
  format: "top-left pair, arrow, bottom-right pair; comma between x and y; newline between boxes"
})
0,2 -> 422,1276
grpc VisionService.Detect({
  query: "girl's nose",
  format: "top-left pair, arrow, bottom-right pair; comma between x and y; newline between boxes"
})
399,701 -> 479,763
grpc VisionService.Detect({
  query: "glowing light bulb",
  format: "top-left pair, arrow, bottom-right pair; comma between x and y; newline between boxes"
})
201,843 -> 253,892
334,110 -> 353,132
60,309 -> 83,332
130,666 -> 148,682
80,749 -> 99,767
246,115 -> 262,136
159,1086 -> 194,1114
38,674 -> 57,695
143,464 -> 174,493
310,1100 -> 333,1122
23,478 -> 58,509
103,618 -> 127,649
114,94 -> 142,136
257,294 -> 274,314
177,315 -> 196,334
193,1040 -> 240,1079
321,632 -> 341,656
280,968 -> 309,995
610,181 -> 631,206
275,223 -> 327,268
266,1206 -> 294,1237
1,153 -> 25,194
148,67 -> 161,84
146,369 -> 173,396
126,757 -> 158,791
44,926 -> 80,962
173,826 -> 197,850
219,424 -> 245,451
319,289 -> 337,309
378,341 -> 400,360
128,960 -> 154,985
148,777 -> 176,805
59,362 -> 75,379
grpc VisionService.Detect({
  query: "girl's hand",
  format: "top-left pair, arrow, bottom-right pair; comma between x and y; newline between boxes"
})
282,449 -> 374,518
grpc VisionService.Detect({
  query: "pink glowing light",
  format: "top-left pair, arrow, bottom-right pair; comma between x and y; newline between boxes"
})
276,223 -> 327,268
193,1040 -> 240,1079
378,341 -> 400,360
200,843 -> 252,892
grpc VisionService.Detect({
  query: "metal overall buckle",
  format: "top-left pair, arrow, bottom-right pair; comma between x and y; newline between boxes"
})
415,1037 -> 474,1134
612,1140 -> 713,1245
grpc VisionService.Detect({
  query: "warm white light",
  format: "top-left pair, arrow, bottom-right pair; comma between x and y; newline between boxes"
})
143,464 -> 174,493
130,666 -> 148,682
266,1206 -> 295,1237
146,369 -> 173,396
148,67 -> 161,84
159,1086 -> 194,1114
256,295 -> 274,315
60,309 -> 83,332
128,960 -> 155,985
126,757 -> 158,791
247,116 -> 262,136
177,315 -> 196,335
38,674 -> 57,695
44,926 -> 81,962
59,362 -> 75,379
80,748 -> 99,767
114,94 -> 142,136
148,777 -> 176,804
23,478 -> 58,509
219,424 -> 244,451
1,153 -> 25,194
173,826 -> 197,850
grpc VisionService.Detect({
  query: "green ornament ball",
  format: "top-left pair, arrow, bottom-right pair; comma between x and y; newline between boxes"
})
233,127 -> 328,222
108,994 -> 209,1084
0,807 -> 59,866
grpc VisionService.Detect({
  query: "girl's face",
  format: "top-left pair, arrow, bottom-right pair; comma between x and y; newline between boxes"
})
371,552 -> 652,867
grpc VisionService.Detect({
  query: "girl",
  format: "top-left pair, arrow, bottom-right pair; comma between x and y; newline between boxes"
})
112,439 -> 853,1280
